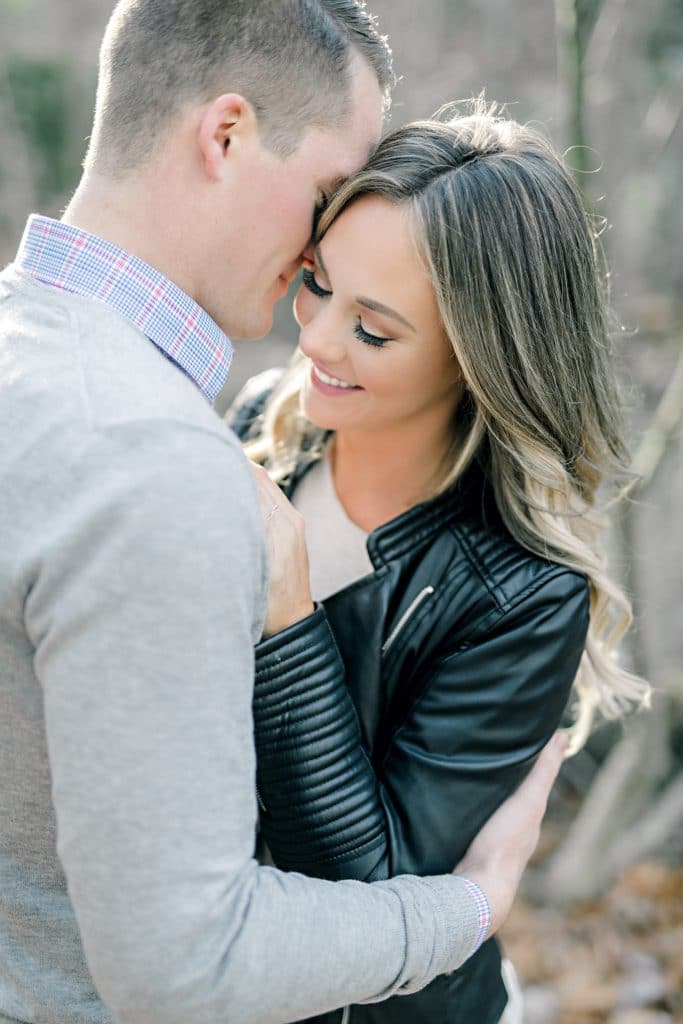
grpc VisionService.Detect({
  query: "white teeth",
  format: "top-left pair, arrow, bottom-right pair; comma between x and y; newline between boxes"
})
315,367 -> 356,389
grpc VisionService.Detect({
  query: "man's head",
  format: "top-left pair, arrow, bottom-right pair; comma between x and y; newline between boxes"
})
80,1 -> 393,338
88,0 -> 393,176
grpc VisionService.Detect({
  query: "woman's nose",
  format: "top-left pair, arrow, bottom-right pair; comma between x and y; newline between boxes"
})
298,309 -> 347,366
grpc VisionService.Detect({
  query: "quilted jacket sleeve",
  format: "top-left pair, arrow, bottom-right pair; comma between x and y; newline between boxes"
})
253,570 -> 589,881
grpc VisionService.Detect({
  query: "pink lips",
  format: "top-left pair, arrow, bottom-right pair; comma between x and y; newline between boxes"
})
310,363 -> 363,397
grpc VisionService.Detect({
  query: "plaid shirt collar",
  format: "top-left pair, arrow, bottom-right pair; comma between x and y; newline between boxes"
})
15,215 -> 233,401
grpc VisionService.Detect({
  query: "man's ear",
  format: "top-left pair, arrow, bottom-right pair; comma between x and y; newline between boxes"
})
301,241 -> 316,269
197,93 -> 257,181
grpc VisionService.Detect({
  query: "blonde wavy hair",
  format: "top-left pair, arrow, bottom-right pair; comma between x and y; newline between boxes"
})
246,102 -> 650,753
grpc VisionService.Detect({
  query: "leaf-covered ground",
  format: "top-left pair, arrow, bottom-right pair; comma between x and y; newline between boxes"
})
501,860 -> 683,1024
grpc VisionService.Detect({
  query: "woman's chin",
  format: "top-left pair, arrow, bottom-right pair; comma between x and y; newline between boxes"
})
300,389 -> 344,433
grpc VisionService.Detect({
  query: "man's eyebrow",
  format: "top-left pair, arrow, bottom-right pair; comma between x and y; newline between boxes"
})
315,246 -> 416,334
313,181 -> 344,233
320,177 -> 346,201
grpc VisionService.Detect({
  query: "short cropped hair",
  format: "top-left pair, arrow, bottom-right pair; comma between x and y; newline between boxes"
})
86,0 -> 393,177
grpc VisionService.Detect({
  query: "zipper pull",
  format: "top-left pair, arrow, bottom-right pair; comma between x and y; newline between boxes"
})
382,586 -> 435,655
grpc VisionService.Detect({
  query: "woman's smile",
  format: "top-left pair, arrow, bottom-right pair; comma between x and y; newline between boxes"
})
310,362 -> 364,395
296,196 -> 461,436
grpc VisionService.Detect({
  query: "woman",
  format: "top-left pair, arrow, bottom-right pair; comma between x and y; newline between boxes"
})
228,104 -> 648,1024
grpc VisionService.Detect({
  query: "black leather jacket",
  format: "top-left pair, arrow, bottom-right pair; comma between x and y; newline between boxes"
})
229,374 -> 590,1024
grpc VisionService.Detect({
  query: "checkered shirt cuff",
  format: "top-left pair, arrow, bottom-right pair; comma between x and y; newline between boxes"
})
454,875 -> 492,952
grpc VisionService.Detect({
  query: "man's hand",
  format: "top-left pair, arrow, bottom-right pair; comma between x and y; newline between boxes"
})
455,731 -> 568,933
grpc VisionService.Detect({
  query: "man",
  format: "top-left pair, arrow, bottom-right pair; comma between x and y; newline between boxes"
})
0,3 -> 564,1023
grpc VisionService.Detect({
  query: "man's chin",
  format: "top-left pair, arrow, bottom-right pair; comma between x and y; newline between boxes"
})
227,308 -> 275,342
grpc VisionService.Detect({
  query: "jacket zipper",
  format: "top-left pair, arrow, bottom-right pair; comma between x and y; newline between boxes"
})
381,586 -> 435,655
256,784 -> 266,813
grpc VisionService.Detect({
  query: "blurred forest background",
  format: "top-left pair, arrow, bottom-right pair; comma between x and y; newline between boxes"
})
1,1 -> 681,1021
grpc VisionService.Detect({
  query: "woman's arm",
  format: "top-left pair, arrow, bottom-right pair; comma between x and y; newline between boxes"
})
253,569 -> 589,881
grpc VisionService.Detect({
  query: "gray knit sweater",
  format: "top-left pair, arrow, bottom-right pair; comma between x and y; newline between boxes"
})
0,265 -> 482,1024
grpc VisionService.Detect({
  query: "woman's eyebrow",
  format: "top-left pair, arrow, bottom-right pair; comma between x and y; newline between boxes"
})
315,245 -> 416,333
357,297 -> 416,332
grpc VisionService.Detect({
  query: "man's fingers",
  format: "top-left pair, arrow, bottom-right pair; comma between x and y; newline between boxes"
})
452,731 -> 569,935
518,732 -> 567,811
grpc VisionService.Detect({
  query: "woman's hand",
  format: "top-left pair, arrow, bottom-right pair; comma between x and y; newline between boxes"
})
251,464 -> 315,638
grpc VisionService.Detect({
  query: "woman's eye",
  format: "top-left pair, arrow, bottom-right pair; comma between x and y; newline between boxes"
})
302,267 -> 332,298
353,319 -> 391,348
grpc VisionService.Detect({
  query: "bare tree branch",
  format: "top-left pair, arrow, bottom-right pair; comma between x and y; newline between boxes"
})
631,346 -> 683,489
540,698 -> 672,902
613,771 -> 683,872
554,0 -> 606,185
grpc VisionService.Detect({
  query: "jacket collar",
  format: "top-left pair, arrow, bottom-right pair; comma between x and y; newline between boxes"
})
289,452 -> 496,567
367,461 -> 495,564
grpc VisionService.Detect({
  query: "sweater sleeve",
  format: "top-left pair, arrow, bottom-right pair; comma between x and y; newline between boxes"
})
252,570 -> 589,881
29,417 -> 485,1024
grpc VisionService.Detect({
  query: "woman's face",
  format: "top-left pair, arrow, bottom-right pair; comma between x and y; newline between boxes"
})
294,196 -> 462,437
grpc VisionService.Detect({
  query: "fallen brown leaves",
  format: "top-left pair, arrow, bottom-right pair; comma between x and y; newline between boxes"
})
500,863 -> 683,1024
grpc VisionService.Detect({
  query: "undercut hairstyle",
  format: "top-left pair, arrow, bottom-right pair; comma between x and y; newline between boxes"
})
86,0 -> 393,177
247,100 -> 650,752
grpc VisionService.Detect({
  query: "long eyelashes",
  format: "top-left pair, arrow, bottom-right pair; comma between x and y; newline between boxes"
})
302,267 -> 391,348
302,267 -> 331,298
353,320 -> 389,348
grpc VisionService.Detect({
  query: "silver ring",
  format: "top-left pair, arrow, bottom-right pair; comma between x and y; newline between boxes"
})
265,503 -> 280,521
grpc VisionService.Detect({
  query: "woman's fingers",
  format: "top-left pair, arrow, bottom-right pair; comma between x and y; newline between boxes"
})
251,463 -> 284,514
249,463 -> 314,637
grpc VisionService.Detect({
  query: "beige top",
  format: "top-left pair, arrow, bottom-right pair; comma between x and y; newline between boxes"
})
292,455 -> 374,601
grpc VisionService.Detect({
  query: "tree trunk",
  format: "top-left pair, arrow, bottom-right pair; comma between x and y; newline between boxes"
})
540,347 -> 683,902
